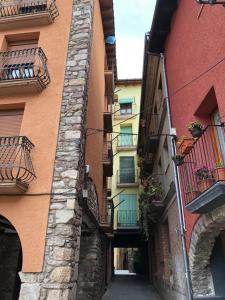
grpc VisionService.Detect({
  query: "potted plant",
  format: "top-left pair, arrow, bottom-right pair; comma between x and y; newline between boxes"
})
213,161 -> 225,181
188,122 -> 203,138
185,184 -> 200,204
176,136 -> 194,155
172,155 -> 184,166
193,165 -> 214,192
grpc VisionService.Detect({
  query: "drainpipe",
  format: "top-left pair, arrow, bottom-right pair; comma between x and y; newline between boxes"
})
161,53 -> 193,300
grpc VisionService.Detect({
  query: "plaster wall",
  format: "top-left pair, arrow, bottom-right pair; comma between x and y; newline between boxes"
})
0,1 -> 73,272
165,0 -> 225,246
86,0 -> 107,222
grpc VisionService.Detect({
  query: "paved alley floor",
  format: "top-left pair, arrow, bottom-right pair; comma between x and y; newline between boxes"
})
102,275 -> 161,300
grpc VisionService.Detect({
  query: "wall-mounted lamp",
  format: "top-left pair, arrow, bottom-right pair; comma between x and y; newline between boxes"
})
196,0 -> 225,7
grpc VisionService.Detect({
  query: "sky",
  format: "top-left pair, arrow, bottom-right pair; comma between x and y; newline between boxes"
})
113,0 -> 156,79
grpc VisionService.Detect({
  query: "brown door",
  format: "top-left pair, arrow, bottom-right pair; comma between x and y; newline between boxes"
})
0,109 -> 23,137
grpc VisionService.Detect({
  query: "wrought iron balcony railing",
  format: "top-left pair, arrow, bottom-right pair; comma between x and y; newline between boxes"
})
179,125 -> 225,213
0,136 -> 35,186
117,169 -> 139,186
113,103 -> 137,118
0,0 -> 59,20
117,210 -> 139,228
0,47 -> 50,89
117,134 -> 137,148
103,140 -> 113,177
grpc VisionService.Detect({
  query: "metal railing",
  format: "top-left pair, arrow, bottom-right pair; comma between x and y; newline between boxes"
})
0,47 -> 50,88
103,140 -> 113,163
113,103 -> 137,117
117,168 -> 139,185
0,0 -> 59,20
117,210 -> 138,227
179,125 -> 225,206
0,136 -> 35,184
117,134 -> 137,148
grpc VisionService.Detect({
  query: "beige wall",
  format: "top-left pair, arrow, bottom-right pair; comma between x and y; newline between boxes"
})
86,0 -> 108,222
0,1 -> 73,272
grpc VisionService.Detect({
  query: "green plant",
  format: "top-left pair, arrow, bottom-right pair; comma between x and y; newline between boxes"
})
216,161 -> 224,168
172,155 -> 184,166
188,121 -> 203,131
193,165 -> 212,180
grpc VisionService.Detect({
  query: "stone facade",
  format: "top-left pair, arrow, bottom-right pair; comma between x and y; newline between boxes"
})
189,204 -> 225,296
19,0 -> 95,299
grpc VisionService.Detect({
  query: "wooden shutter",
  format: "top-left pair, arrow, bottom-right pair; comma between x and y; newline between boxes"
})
0,109 -> 24,137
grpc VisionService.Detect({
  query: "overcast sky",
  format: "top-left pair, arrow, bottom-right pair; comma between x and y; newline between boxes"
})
114,0 -> 156,79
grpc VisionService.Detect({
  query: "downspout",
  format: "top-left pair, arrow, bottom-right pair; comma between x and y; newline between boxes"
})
161,53 -> 193,300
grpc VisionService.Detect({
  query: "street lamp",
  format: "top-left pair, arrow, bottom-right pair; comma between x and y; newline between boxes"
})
196,0 -> 225,6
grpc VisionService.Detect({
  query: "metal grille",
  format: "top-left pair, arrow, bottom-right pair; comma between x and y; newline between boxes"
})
0,136 -> 35,184
0,47 -> 50,87
179,125 -> 225,206
0,0 -> 59,20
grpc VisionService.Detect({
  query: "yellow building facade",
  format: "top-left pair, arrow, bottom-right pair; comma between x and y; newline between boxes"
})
110,79 -> 141,270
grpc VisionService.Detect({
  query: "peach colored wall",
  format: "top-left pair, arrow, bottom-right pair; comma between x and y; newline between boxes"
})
86,0 -> 106,222
0,1 -> 73,272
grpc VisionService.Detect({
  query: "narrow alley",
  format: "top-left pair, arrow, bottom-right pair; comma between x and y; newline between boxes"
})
102,275 -> 161,300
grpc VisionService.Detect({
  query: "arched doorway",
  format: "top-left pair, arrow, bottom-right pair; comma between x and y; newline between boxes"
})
0,215 -> 22,300
189,205 -> 225,297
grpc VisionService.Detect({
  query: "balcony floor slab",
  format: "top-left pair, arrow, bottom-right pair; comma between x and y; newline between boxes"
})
186,182 -> 225,214
0,181 -> 28,194
0,78 -> 45,95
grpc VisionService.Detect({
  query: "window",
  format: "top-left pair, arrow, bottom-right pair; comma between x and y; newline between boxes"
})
0,109 -> 24,136
120,157 -> 135,183
118,194 -> 137,226
2,39 -> 38,81
120,126 -> 133,146
162,137 -> 170,173
19,3 -> 47,14
120,103 -> 132,115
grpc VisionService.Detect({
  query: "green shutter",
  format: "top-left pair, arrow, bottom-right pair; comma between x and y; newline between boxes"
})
120,157 -> 135,183
118,97 -> 133,104
118,194 -> 137,226
120,126 -> 132,146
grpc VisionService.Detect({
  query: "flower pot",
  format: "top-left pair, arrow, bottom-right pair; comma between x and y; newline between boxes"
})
197,178 -> 214,193
213,167 -> 225,181
189,127 -> 202,138
172,155 -> 184,166
186,191 -> 200,204
177,138 -> 194,155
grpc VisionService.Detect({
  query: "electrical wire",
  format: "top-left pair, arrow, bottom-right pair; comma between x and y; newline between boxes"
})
86,55 -> 225,138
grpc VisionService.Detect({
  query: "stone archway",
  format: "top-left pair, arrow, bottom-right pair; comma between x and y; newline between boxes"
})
189,204 -> 225,296
0,214 -> 22,300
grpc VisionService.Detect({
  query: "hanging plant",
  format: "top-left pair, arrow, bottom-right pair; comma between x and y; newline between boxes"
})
188,121 -> 203,138
172,155 -> 184,166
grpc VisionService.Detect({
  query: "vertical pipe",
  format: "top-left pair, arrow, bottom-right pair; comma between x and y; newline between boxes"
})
161,54 -> 193,300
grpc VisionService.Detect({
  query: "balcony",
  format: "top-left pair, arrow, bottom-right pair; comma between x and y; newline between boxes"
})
0,47 -> 50,95
0,0 -> 59,29
113,103 -> 137,120
179,125 -> 225,213
146,114 -> 160,153
104,104 -> 112,133
0,136 -> 35,194
117,210 -> 139,228
117,169 -> 139,188
117,134 -> 137,151
103,140 -> 113,177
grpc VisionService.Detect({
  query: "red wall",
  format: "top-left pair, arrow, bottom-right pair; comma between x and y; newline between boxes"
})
164,0 -> 225,245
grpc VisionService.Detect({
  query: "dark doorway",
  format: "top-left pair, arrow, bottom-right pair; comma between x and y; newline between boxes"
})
0,215 -> 22,300
210,231 -> 225,296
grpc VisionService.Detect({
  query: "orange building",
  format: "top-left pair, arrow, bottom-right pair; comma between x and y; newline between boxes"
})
0,1 -> 116,299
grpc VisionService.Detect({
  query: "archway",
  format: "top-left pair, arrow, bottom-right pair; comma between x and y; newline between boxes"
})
0,215 -> 22,300
189,204 -> 225,297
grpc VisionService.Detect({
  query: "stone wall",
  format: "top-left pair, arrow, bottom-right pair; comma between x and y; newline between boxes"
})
76,231 -> 105,300
189,204 -> 225,296
19,0 -> 95,299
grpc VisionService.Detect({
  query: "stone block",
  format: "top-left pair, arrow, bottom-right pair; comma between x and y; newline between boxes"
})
65,131 -> 81,140
50,266 -> 72,283
53,247 -> 74,261
19,283 -> 40,300
56,210 -> 74,224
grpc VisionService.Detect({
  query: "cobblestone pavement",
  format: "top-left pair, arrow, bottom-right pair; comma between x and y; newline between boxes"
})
102,275 -> 161,300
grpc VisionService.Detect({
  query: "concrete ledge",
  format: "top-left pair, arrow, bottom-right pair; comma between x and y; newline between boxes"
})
186,182 -> 225,214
